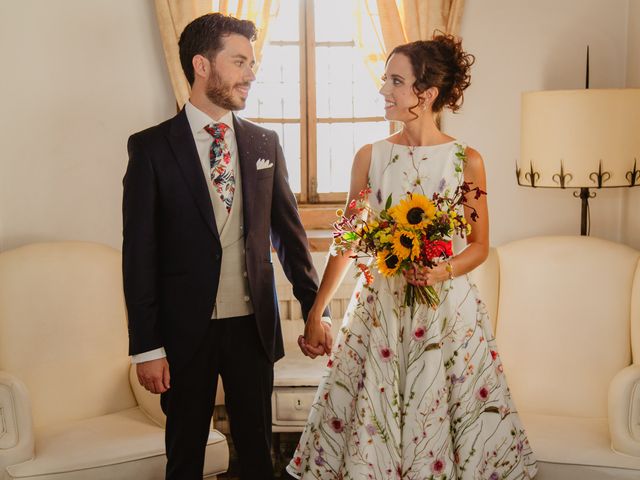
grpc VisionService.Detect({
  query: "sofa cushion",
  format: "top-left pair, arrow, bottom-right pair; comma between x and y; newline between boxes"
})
522,412 -> 640,470
5,407 -> 228,479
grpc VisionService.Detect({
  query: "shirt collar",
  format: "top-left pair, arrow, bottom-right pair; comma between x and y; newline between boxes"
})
185,101 -> 235,137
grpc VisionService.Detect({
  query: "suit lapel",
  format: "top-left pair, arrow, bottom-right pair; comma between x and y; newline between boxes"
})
233,114 -> 257,236
168,109 -> 221,243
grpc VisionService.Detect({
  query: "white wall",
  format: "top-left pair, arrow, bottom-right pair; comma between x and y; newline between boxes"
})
444,0 -> 635,246
623,0 -> 640,249
0,0 -> 638,253
0,0 -> 175,252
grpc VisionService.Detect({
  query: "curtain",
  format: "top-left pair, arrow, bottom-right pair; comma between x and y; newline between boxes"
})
213,0 -> 278,69
355,0 -> 465,89
155,0 -> 279,108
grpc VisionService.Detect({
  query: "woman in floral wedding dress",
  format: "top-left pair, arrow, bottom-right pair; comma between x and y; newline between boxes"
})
287,35 -> 537,480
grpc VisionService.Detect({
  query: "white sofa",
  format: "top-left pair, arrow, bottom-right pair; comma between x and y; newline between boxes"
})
274,235 -> 640,479
0,242 -> 228,480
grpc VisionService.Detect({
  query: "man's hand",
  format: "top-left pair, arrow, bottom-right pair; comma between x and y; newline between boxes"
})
136,357 -> 170,394
298,322 -> 333,359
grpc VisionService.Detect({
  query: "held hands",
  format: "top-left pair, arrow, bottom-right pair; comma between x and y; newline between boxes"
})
403,262 -> 449,287
136,357 -> 170,394
298,311 -> 333,359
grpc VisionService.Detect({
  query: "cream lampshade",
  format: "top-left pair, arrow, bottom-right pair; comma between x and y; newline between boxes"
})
518,88 -> 640,235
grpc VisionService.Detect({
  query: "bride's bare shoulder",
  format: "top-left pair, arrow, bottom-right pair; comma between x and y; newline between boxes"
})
353,143 -> 373,166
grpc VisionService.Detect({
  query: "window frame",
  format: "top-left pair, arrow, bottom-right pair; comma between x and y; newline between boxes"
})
245,0 -> 386,206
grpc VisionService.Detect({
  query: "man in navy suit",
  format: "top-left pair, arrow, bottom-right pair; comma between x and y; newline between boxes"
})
122,13 -> 331,479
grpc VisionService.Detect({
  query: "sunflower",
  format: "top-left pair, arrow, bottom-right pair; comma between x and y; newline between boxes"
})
390,193 -> 436,229
376,250 -> 401,276
392,229 -> 420,260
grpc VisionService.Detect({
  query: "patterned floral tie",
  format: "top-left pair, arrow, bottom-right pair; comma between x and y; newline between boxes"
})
203,122 -> 235,213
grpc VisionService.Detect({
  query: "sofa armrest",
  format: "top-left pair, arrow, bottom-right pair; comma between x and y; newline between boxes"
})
0,371 -> 34,473
609,363 -> 640,456
128,365 -> 167,428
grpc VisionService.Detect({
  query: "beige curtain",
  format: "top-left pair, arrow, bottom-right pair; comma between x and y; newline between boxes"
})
355,0 -> 465,88
155,0 -> 279,108
214,0 -> 278,69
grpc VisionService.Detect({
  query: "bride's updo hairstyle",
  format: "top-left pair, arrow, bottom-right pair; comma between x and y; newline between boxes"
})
388,33 -> 475,113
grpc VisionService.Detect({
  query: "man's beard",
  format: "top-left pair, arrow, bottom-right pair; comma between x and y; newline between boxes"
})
205,69 -> 248,111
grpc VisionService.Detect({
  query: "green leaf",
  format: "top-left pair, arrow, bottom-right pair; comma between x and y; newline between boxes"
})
484,406 -> 500,414
385,194 -> 393,210
342,232 -> 358,242
425,343 -> 441,351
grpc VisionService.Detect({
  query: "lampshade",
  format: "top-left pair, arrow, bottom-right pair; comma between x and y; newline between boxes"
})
519,89 -> 640,188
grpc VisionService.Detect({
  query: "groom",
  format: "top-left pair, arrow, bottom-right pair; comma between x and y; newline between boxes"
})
122,13 -> 331,480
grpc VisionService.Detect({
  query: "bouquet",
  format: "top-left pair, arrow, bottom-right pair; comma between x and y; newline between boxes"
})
332,182 -> 486,308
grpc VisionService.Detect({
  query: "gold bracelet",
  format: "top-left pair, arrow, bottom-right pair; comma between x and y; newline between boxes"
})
445,261 -> 454,280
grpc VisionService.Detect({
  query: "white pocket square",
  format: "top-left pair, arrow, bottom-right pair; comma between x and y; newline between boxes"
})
256,158 -> 274,170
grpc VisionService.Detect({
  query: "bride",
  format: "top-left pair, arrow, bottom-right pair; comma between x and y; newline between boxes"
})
286,34 -> 537,479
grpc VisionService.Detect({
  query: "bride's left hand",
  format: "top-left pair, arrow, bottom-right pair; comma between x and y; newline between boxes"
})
403,262 -> 448,286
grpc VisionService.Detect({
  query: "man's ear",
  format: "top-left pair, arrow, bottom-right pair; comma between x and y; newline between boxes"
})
192,54 -> 210,82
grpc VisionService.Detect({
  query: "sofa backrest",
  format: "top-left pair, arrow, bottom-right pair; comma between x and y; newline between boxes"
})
493,236 -> 640,418
0,242 -> 137,429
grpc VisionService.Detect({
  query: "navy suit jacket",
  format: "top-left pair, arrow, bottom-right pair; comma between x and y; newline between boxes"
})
122,109 -> 327,372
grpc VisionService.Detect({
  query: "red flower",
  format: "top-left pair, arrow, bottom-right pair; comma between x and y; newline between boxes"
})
423,240 -> 453,261
476,385 -> 490,402
378,346 -> 394,362
358,187 -> 372,198
327,359 -> 334,368
413,326 -> 426,341
329,417 -> 344,433
490,350 -> 498,360
294,456 -> 301,466
431,458 -> 446,474
356,263 -> 374,285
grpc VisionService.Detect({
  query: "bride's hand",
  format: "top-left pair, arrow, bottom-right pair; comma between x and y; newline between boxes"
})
298,309 -> 328,358
404,263 -> 448,286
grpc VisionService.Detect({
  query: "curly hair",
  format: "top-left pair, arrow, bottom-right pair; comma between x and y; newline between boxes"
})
179,13 -> 257,85
388,33 -> 475,115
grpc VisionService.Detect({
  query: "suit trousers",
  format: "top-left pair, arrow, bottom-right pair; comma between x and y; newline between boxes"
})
160,314 -> 275,480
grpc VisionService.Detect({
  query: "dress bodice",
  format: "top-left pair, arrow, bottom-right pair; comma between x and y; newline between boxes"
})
368,139 -> 468,253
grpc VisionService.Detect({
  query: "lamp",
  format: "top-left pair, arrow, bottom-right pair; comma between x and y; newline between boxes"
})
518,87 -> 640,235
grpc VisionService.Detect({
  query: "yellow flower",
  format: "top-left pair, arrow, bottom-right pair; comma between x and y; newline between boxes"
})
375,228 -> 393,245
392,230 -> 420,261
336,208 -> 344,217
390,193 -> 436,229
376,250 -> 401,276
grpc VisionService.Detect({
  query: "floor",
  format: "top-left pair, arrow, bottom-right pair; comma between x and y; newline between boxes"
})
218,432 -> 300,479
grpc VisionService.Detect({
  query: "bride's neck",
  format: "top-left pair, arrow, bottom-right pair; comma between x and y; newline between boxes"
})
400,115 -> 446,146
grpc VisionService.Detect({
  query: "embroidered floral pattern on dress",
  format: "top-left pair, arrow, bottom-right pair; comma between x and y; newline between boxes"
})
286,140 -> 537,480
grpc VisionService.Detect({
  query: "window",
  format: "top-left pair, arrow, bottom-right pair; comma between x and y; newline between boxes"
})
243,0 -> 389,204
